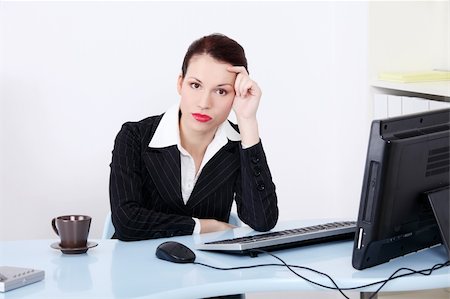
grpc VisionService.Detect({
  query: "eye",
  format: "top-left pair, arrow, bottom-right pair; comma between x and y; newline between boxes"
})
190,82 -> 200,89
216,89 -> 227,96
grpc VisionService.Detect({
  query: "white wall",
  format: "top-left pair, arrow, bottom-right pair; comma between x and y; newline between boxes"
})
369,1 -> 450,78
0,1 -> 370,240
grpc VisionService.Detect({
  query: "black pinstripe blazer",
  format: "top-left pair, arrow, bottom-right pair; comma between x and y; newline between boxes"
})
109,113 -> 278,241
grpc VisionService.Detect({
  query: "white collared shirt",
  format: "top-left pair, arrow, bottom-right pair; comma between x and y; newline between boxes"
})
148,103 -> 241,233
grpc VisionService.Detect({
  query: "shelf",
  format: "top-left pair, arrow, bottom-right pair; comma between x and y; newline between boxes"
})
371,80 -> 450,98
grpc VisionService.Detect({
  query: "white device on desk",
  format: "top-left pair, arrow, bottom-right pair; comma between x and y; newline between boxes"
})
0,266 -> 45,292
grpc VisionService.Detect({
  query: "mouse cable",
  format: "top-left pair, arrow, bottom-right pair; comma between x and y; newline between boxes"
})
252,249 -> 449,299
193,249 -> 450,299
194,252 -> 349,298
358,259 -> 450,298
194,260 -> 350,298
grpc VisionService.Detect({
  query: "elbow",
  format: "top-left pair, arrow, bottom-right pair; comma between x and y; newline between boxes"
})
252,225 -> 271,232
251,211 -> 279,232
111,211 -> 140,241
117,236 -> 143,242
116,234 -> 135,242
111,225 -> 136,242
252,221 -> 277,232
113,224 -> 150,241
113,226 -> 138,241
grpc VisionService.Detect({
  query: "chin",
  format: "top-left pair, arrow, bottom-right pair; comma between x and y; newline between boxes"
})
190,120 -> 217,133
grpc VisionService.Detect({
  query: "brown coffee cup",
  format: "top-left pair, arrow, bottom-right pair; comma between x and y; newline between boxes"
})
51,215 -> 91,248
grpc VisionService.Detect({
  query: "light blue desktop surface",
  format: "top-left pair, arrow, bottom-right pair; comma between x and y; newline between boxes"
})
1,219 -> 449,298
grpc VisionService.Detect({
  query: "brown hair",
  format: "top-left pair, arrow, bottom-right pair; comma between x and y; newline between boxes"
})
181,33 -> 248,78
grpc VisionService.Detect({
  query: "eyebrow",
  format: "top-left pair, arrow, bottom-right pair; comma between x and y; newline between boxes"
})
188,77 -> 233,87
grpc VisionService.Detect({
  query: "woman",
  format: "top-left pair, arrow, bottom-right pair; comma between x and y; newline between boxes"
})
109,33 -> 278,241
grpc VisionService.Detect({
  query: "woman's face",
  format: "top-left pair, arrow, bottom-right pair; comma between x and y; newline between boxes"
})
177,54 -> 236,135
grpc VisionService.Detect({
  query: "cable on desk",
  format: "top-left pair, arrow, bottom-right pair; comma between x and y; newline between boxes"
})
193,249 -> 450,299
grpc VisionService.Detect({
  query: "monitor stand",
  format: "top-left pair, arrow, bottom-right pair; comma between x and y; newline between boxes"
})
427,186 -> 450,260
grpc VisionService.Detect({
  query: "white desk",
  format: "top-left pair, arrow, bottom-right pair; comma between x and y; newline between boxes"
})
1,220 -> 449,298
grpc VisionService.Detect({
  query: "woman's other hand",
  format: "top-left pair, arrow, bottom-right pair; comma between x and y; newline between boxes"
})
199,219 -> 236,233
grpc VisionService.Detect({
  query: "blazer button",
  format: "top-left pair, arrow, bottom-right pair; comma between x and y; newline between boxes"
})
257,182 -> 265,191
251,156 -> 260,164
253,166 -> 261,177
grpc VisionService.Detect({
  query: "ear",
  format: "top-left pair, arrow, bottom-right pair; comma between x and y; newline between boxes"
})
177,74 -> 183,95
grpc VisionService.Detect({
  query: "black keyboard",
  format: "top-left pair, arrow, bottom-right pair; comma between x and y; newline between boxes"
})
195,221 -> 357,255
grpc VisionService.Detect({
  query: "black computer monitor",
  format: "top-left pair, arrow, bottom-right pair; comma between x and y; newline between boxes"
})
352,108 -> 450,270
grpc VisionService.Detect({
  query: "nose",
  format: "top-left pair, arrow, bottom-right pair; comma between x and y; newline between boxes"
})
198,91 -> 212,110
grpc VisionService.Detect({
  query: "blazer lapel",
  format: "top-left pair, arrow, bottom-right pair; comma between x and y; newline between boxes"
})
143,146 -> 186,214
186,141 -> 240,209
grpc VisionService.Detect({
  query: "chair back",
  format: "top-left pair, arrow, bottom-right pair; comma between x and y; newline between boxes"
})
102,211 -> 115,239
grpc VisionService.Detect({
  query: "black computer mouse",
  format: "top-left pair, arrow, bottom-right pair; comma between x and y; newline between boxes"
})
155,241 -> 196,263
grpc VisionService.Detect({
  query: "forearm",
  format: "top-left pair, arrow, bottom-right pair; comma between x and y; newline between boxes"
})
235,141 -> 279,231
111,202 -> 195,240
237,117 -> 260,147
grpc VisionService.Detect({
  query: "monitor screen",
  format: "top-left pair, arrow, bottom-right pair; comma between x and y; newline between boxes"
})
352,108 -> 450,270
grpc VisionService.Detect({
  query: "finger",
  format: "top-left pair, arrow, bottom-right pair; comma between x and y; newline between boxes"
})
238,77 -> 251,97
234,73 -> 245,97
227,65 -> 248,76
239,77 -> 254,97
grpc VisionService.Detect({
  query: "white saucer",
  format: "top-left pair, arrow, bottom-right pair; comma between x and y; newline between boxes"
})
50,241 -> 98,254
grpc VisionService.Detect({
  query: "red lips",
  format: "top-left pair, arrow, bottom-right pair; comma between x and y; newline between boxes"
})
192,113 -> 212,122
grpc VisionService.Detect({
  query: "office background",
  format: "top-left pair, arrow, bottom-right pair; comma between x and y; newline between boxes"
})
0,1 -> 448,240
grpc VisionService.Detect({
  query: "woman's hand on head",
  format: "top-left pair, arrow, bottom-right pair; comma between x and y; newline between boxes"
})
227,66 -> 261,121
199,219 -> 236,234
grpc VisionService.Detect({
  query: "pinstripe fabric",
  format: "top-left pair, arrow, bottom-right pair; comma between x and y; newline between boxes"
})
109,114 -> 278,241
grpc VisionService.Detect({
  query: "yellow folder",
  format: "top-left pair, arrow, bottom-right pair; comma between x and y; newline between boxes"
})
378,71 -> 450,83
